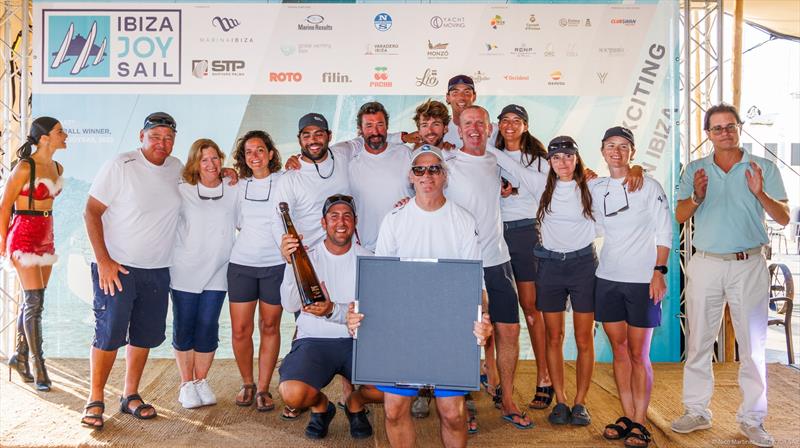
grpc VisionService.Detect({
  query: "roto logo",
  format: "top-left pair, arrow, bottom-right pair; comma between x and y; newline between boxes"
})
43,9 -> 181,84
269,72 -> 302,82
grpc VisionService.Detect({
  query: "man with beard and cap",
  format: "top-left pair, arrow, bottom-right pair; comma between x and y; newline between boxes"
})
272,113 -> 352,250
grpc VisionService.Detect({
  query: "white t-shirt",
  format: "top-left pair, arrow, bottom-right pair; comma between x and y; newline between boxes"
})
230,174 -> 285,267
592,176 -> 672,283
495,150 -> 547,222
345,143 -> 413,251
88,149 -> 182,268
170,179 -> 239,293
281,242 -> 372,340
443,149 -> 510,267
375,199 -> 481,262
271,146 -> 352,250
538,180 -> 598,253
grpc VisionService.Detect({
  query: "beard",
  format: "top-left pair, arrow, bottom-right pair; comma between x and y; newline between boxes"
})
365,134 -> 387,151
301,144 -> 329,161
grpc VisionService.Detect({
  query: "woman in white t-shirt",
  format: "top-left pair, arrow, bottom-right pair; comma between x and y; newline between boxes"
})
226,130 -> 285,412
533,136 -> 598,428
170,139 -> 239,409
494,104 -> 553,411
592,127 -> 671,448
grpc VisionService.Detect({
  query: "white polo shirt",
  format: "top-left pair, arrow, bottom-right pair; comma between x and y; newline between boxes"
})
230,173 -> 285,267
592,176 -> 673,283
443,149 -> 510,267
170,179 -> 239,292
271,146 -> 352,250
88,149 -> 182,269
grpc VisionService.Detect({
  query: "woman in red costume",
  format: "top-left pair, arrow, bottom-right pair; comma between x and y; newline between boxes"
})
0,117 -> 67,391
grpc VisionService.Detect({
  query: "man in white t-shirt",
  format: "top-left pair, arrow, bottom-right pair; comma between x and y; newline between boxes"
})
278,195 -> 382,440
81,112 -> 183,427
445,105 -> 532,430
348,144 -> 493,448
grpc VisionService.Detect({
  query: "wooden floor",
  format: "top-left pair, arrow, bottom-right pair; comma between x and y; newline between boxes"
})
1,359 -> 798,447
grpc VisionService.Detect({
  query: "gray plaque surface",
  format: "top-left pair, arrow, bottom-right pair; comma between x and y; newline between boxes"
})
352,256 -> 482,391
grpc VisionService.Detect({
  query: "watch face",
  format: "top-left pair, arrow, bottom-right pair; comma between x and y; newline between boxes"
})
655,266 -> 668,274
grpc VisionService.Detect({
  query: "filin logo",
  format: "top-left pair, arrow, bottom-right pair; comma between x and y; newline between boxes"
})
427,40 -> 448,59
430,16 -> 465,29
365,43 -> 400,55
298,15 -> 332,31
322,72 -> 351,83
370,66 -> 391,87
489,15 -> 505,30
416,68 -> 439,87
525,15 -> 541,31
374,13 -> 393,32
269,72 -> 302,82
597,72 -> 608,84
212,17 -> 240,32
548,70 -> 565,86
192,59 -> 245,78
44,10 -> 181,84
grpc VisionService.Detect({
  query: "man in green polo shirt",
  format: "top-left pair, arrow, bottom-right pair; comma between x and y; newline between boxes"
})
671,103 -> 789,448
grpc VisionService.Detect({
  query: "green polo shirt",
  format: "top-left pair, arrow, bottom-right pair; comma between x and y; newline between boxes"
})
678,150 -> 787,253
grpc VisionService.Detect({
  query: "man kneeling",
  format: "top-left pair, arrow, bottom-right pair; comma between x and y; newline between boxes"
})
278,194 -> 382,440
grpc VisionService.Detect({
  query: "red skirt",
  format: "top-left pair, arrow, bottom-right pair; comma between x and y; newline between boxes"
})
6,214 -> 57,266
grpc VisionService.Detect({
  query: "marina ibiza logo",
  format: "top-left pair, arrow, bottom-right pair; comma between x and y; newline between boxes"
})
44,9 -> 181,84
374,13 -> 393,32
212,17 -> 240,32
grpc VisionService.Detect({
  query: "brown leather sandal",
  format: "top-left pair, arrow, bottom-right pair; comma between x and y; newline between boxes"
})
256,391 -> 275,412
235,383 -> 256,407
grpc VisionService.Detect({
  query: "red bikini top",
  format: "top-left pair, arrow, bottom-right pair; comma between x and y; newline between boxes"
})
19,178 -> 63,200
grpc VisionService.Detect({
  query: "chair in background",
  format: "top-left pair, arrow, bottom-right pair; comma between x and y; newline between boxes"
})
768,263 -> 795,365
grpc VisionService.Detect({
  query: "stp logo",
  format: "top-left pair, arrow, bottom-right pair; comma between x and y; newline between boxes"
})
269,72 -> 302,82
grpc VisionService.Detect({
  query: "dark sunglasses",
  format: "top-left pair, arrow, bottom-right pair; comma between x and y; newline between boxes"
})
144,116 -> 177,132
603,183 -> 629,217
197,183 -> 223,200
323,194 -> 356,215
244,178 -> 272,202
411,164 -> 444,176
548,141 -> 579,152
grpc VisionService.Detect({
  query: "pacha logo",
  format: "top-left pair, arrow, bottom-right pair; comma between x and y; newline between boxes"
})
430,16 -> 465,29
298,15 -> 332,31
416,68 -> 439,87
269,72 -> 302,82
610,18 -> 637,26
369,66 -> 392,87
374,13 -> 392,32
525,15 -> 541,31
192,59 -> 245,78
212,17 -> 240,32
489,15 -> 505,29
427,40 -> 448,59
44,9 -> 181,84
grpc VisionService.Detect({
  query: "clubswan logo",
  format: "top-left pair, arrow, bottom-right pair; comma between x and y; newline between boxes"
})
44,10 -> 181,84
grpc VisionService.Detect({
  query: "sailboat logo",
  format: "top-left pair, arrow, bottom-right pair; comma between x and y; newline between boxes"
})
47,16 -> 110,77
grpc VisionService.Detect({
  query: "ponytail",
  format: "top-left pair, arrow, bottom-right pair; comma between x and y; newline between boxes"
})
15,116 -> 60,160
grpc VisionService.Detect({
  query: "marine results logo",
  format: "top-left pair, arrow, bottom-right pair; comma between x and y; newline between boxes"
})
43,9 -> 181,84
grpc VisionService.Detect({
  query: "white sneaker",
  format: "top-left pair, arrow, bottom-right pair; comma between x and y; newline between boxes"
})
178,381 -> 203,409
671,413 -> 712,433
194,379 -> 217,406
740,423 -> 774,447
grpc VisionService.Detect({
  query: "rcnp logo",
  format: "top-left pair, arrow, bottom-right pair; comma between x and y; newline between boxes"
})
44,9 -> 181,84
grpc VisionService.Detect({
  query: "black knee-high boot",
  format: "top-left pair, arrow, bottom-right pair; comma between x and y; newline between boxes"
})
7,306 -> 34,382
22,289 -> 51,391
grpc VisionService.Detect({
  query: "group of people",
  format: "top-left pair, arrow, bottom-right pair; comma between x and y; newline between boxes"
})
0,73 -> 789,448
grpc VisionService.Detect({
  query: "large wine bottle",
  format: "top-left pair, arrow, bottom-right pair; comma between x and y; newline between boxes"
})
278,202 -> 326,306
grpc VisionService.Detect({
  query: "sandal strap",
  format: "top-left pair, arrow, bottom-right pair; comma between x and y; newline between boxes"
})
122,393 -> 143,403
535,385 -> 553,393
626,422 -> 652,441
85,400 -> 105,411
132,402 -> 155,418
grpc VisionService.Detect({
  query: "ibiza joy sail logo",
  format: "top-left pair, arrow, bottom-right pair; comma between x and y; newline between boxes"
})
43,9 -> 181,84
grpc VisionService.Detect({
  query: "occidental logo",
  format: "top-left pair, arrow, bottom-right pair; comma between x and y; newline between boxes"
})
44,10 -> 181,84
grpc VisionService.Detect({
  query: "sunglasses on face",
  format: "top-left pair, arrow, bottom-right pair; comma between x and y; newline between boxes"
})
411,164 -> 444,176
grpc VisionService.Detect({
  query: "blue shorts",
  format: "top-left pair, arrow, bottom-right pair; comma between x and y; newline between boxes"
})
503,220 -> 538,282
484,261 -> 519,324
535,250 -> 597,313
171,289 -> 226,352
377,386 -> 467,398
594,278 -> 662,328
279,337 -> 353,391
91,264 -> 170,351
226,263 -> 284,305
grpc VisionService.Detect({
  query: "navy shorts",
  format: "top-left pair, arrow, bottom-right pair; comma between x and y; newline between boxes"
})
91,264 -> 170,351
535,251 -> 597,313
503,220 -> 538,282
594,278 -> 662,328
484,261 -> 519,324
227,262 -> 284,305
279,337 -> 353,391
171,289 -> 226,352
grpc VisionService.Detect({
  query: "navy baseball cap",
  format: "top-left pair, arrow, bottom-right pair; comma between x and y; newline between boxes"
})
497,104 -> 528,123
143,112 -> 177,132
602,126 -> 635,146
298,113 -> 329,132
447,75 -> 475,92
547,136 -> 579,159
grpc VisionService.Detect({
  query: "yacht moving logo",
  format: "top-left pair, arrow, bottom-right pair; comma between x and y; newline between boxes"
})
43,9 -> 181,84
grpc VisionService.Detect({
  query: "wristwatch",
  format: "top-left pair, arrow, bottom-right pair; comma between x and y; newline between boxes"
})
690,192 -> 704,206
654,265 -> 668,275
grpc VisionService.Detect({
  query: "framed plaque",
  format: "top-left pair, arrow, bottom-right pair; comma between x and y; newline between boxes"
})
352,256 -> 482,391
